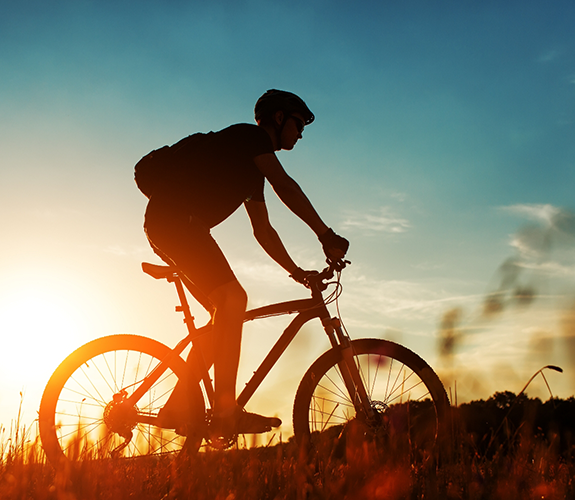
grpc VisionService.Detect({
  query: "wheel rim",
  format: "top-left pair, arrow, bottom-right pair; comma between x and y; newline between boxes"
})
49,348 -> 187,461
306,343 -> 445,456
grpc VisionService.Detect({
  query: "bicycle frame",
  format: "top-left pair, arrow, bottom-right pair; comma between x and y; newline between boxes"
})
134,262 -> 374,426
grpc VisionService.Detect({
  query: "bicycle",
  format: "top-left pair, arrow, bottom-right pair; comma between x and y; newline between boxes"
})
39,260 -> 450,465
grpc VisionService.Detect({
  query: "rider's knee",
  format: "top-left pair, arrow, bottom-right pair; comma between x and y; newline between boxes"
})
209,280 -> 247,313
229,283 -> 248,311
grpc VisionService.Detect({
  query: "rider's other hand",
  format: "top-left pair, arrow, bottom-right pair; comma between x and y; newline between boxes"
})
319,228 -> 349,261
290,267 -> 316,288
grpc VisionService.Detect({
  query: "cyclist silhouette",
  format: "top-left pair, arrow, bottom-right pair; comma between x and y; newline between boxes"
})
142,89 -> 349,437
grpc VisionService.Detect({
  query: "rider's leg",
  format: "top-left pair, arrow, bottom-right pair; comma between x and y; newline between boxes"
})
144,210 -> 281,434
206,280 -> 282,436
207,280 -> 248,415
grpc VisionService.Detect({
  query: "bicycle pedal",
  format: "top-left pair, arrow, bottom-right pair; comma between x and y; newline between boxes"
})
236,413 -> 281,434
210,410 -> 281,436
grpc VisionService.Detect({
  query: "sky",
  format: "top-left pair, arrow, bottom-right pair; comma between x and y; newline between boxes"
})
1,0 -> 575,440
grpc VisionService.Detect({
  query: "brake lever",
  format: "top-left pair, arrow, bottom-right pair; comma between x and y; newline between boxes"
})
309,259 -> 350,292
327,259 -> 350,272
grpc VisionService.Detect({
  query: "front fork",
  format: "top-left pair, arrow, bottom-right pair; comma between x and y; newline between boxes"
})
322,317 -> 376,422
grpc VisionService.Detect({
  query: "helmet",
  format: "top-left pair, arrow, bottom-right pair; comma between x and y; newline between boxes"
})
254,89 -> 315,125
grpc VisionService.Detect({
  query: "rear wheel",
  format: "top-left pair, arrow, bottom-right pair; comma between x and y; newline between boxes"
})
293,338 -> 450,460
39,335 -> 205,466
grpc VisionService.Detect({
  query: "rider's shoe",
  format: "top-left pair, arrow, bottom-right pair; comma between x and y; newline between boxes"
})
236,411 -> 282,434
210,406 -> 281,438
157,382 -> 203,436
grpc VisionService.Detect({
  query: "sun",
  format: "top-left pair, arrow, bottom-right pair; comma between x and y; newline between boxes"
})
0,286 -> 92,386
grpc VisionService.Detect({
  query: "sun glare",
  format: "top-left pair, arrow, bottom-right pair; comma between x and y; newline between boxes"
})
0,287 -> 90,384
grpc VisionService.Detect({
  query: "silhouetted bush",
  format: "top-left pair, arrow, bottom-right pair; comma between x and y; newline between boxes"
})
456,392 -> 575,459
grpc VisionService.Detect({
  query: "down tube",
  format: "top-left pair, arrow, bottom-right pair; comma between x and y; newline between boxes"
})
236,309 -> 322,408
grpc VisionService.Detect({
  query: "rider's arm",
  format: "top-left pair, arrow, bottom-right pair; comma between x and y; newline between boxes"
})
253,153 -> 329,238
244,199 -> 298,274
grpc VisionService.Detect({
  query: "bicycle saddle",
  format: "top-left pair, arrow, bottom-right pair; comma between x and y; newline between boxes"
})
142,262 -> 176,280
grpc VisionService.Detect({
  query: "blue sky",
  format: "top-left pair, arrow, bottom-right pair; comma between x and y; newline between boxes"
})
1,0 -> 574,436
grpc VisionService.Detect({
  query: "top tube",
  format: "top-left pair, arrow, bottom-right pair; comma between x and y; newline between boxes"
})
244,298 -> 321,322
142,259 -> 348,321
244,259 -> 348,321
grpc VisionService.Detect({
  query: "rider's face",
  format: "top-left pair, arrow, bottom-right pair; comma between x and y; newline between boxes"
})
280,112 -> 305,150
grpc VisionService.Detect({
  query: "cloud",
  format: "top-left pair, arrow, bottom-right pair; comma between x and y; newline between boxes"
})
508,227 -> 551,259
481,205 -> 575,319
234,260 -> 287,284
341,207 -> 410,234
341,272 -> 481,327
500,203 -> 561,224
518,261 -> 575,278
536,49 -> 561,63
499,204 -> 575,261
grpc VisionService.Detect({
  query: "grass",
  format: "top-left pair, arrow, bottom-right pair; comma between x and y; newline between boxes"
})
2,394 -> 575,499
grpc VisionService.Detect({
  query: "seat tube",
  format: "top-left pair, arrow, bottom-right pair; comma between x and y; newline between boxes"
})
173,276 -> 216,408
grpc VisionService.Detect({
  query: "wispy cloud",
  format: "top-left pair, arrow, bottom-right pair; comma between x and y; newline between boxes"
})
483,204 -> 575,320
537,49 -> 561,63
341,272 -> 481,327
499,204 -> 575,259
500,203 -> 561,224
341,207 -> 410,234
518,260 -> 575,278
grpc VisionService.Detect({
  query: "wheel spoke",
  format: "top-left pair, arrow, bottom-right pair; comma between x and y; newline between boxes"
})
68,372 -> 108,407
295,339 -> 448,457
39,335 -> 205,465
89,354 -> 114,394
59,419 -> 102,445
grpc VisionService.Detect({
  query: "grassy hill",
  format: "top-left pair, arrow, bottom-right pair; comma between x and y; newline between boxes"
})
1,392 -> 574,499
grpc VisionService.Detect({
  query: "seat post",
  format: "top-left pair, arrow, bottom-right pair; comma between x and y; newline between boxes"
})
171,276 -> 197,332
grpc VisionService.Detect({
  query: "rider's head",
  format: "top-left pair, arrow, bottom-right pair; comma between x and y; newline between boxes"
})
255,90 -> 314,150
255,89 -> 315,126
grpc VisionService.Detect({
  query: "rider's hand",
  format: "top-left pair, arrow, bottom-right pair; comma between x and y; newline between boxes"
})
319,228 -> 349,261
290,267 -> 317,288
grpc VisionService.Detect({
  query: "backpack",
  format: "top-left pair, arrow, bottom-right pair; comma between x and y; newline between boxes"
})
134,133 -> 207,199
134,145 -> 173,199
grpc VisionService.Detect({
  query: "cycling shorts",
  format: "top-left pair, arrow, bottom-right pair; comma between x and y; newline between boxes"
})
144,202 -> 237,300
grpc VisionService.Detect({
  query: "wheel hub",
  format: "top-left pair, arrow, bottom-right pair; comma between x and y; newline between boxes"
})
103,393 -> 138,437
364,400 -> 389,430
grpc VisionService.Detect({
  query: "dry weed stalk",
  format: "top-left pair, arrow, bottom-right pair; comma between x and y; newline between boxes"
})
1,392 -> 575,499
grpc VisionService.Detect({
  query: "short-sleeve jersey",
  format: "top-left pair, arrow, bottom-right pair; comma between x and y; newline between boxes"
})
157,123 -> 274,228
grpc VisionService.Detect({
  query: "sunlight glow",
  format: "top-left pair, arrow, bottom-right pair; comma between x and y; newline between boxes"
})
0,287 -> 89,384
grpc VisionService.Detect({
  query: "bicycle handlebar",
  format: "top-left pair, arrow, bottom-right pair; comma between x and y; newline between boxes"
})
306,259 -> 349,293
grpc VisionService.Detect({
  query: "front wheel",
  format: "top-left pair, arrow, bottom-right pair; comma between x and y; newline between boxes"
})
39,334 -> 205,467
293,338 -> 450,460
